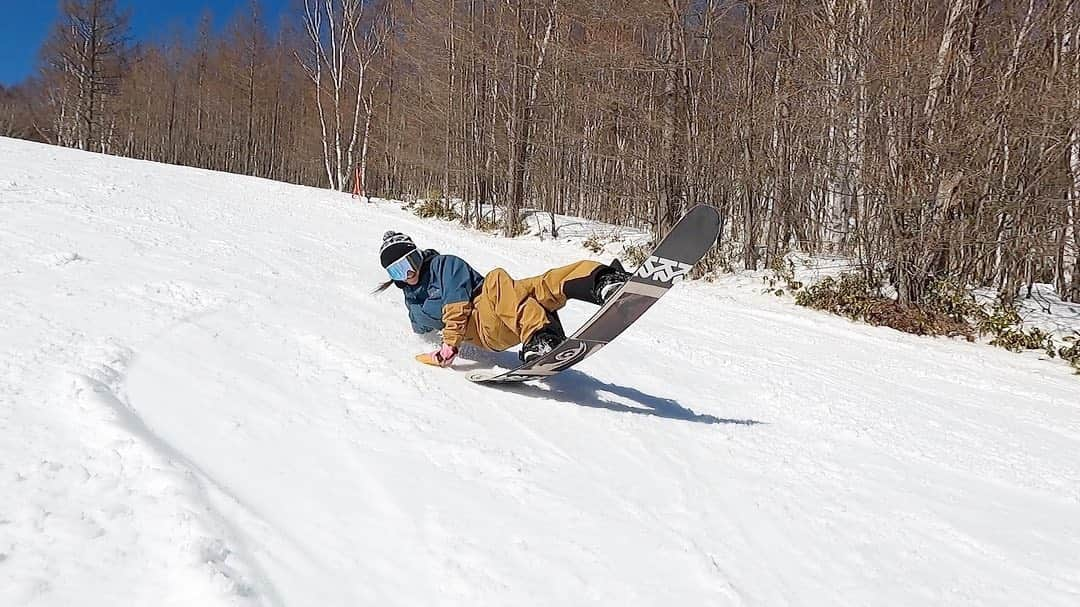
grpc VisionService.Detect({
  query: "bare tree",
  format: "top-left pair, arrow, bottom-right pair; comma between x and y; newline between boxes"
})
8,0 -> 1078,303
297,0 -> 389,190
41,0 -> 130,151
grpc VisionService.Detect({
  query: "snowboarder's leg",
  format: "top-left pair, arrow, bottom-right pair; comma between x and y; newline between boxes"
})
515,260 -> 608,310
469,260 -> 625,357
469,268 -> 554,351
519,319 -> 565,363
563,259 -> 631,305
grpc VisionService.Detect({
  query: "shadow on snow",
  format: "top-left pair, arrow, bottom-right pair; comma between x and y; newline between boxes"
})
460,351 -> 764,426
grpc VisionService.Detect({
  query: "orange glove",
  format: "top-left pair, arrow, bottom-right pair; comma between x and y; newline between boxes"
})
415,343 -> 458,367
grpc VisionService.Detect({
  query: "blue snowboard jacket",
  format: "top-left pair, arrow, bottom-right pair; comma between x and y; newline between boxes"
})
394,249 -> 484,345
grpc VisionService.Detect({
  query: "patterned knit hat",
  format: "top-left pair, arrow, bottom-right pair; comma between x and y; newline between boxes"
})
379,231 -> 418,268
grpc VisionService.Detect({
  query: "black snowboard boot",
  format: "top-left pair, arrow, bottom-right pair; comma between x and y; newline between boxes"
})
564,259 -> 632,306
519,314 -> 566,363
594,259 -> 631,304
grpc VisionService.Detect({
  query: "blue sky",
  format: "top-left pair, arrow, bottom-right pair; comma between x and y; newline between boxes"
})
0,0 -> 292,86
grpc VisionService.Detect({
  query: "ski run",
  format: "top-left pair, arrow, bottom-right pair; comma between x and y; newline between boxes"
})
2,137 -> 1079,606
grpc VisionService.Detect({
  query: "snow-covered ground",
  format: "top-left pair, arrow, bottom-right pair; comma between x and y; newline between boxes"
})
2,136 -> 1079,606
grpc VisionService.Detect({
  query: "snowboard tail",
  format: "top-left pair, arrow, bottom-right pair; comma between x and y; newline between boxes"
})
468,205 -> 722,384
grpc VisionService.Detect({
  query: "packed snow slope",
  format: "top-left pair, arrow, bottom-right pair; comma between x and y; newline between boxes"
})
2,137 -> 1079,607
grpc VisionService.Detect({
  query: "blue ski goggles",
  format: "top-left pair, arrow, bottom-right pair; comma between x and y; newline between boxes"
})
386,249 -> 423,282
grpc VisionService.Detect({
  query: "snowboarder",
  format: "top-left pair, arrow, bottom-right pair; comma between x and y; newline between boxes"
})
376,230 -> 630,367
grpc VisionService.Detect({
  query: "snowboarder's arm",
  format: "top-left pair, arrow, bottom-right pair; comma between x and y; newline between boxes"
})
441,302 -> 471,347
432,255 -> 478,348
407,305 -> 434,334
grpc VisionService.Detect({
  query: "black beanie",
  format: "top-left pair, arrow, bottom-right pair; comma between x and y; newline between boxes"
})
380,231 -> 418,268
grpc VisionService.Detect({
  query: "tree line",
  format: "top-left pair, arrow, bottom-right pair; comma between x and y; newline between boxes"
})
2,0 -> 1078,304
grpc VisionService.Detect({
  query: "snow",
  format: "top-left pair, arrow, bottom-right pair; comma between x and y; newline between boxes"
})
999,283 -> 1080,339
2,136 -> 1079,606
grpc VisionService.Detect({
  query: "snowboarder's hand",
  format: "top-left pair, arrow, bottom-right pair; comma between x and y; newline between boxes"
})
431,343 -> 458,367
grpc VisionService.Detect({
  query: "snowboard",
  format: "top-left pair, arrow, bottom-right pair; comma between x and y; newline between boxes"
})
467,204 -> 722,384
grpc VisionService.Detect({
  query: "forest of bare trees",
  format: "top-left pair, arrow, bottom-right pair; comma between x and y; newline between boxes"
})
2,0 -> 1078,304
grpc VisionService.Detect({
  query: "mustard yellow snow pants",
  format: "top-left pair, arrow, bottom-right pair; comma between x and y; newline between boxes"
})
463,260 -> 602,351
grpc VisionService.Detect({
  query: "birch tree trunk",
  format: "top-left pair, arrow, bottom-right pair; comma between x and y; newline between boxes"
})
1067,2 -> 1080,301
444,0 -> 456,211
300,0 -> 335,188
741,0 -> 759,270
505,0 -> 557,237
